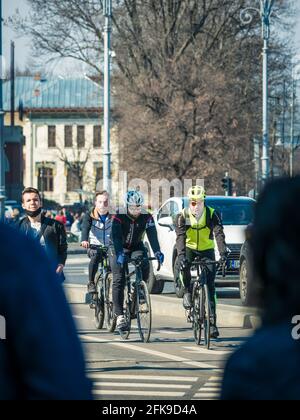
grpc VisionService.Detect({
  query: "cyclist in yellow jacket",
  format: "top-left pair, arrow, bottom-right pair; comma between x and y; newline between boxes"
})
175,186 -> 227,338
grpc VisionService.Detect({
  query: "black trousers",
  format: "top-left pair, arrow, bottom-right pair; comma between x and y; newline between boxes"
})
176,248 -> 217,319
87,248 -> 103,284
110,244 -> 150,317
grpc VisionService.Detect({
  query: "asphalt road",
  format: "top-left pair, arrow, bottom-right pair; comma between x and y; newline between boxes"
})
71,303 -> 252,401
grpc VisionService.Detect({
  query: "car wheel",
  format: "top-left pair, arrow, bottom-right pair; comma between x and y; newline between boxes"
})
240,259 -> 251,306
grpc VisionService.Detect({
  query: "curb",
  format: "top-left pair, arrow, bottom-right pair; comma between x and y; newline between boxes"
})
64,284 -> 261,329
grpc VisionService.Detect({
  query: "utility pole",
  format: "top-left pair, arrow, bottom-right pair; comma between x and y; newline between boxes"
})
0,0 -> 6,219
103,0 -> 112,195
241,0 -> 275,186
290,74 -> 295,177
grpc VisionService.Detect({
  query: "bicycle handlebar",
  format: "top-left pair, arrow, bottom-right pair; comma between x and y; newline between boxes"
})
127,256 -> 161,272
88,244 -> 109,253
191,257 -> 227,278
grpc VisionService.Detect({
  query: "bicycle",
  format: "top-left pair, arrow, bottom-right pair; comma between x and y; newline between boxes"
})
89,245 -> 116,333
187,257 -> 226,349
119,255 -> 161,343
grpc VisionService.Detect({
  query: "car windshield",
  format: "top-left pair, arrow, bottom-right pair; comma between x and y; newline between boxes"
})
183,198 -> 255,226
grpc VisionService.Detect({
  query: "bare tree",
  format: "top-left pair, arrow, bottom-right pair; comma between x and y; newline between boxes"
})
10,0 -> 297,194
56,142 -> 93,203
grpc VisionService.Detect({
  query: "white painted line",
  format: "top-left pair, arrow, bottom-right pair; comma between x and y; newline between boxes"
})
111,339 -> 218,370
182,346 -> 232,356
208,376 -> 223,381
88,374 -> 198,382
194,393 -> 219,399
157,330 -> 183,335
93,382 -> 191,389
93,390 -> 185,397
199,387 -> 221,392
79,335 -> 111,344
81,334 -> 218,369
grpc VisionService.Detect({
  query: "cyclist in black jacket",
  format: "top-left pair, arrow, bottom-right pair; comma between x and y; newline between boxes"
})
18,188 -> 67,281
110,190 -> 164,331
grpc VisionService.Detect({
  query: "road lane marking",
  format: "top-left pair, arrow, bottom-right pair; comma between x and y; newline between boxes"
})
182,346 -> 232,356
80,334 -> 218,369
194,392 -> 219,399
93,390 -> 185,397
111,339 -> 218,370
88,374 -> 198,382
93,382 -> 191,389
157,330 -> 183,335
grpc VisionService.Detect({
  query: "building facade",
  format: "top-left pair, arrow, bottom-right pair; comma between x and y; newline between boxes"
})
3,76 -> 119,205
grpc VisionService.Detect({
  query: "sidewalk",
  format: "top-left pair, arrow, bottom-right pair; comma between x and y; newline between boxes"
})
64,284 -> 261,329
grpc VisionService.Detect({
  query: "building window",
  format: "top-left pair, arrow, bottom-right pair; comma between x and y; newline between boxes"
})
38,167 -> 54,192
48,126 -> 56,148
94,164 -> 103,189
93,126 -> 102,148
77,126 -> 85,148
64,126 -> 73,148
67,169 -> 81,192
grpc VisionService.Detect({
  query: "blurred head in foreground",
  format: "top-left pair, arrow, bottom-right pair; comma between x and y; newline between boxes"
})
249,176 -> 300,325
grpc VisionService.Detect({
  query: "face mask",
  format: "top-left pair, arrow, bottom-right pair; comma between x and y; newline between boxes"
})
25,208 -> 42,218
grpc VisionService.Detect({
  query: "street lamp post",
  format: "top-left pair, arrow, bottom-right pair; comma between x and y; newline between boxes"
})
290,74 -> 295,177
103,0 -> 112,195
241,0 -> 275,185
0,0 -> 5,218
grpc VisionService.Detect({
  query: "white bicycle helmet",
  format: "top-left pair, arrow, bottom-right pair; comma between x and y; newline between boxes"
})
124,190 -> 145,206
187,185 -> 206,201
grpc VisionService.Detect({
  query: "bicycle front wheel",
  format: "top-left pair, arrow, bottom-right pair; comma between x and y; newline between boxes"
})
136,280 -> 152,343
104,273 -> 116,332
119,284 -> 131,340
192,285 -> 202,345
203,284 -> 211,349
94,273 -> 105,330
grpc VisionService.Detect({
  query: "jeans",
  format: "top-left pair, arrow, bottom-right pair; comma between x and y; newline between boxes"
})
87,248 -> 103,284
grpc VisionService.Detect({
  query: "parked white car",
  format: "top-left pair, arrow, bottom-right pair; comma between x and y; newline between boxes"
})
145,196 -> 255,295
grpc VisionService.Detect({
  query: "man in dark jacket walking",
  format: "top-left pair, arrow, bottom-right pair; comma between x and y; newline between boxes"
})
0,222 -> 92,400
18,188 -> 67,281
81,191 -> 112,294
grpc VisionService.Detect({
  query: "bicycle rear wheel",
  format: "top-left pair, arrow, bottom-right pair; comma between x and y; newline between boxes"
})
136,280 -> 152,343
119,284 -> 131,340
104,273 -> 116,332
94,273 -> 104,330
192,285 -> 202,345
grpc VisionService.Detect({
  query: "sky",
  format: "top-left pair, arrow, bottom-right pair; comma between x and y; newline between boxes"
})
2,0 -> 87,76
3,0 -> 300,75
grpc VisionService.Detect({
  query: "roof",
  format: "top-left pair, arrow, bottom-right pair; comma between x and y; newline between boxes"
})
3,77 -> 107,111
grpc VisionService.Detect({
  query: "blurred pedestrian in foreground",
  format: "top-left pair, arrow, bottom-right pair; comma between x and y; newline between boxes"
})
0,222 -> 92,400
221,177 -> 300,400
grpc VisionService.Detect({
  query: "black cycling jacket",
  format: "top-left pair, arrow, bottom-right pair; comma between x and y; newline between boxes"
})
111,209 -> 161,256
